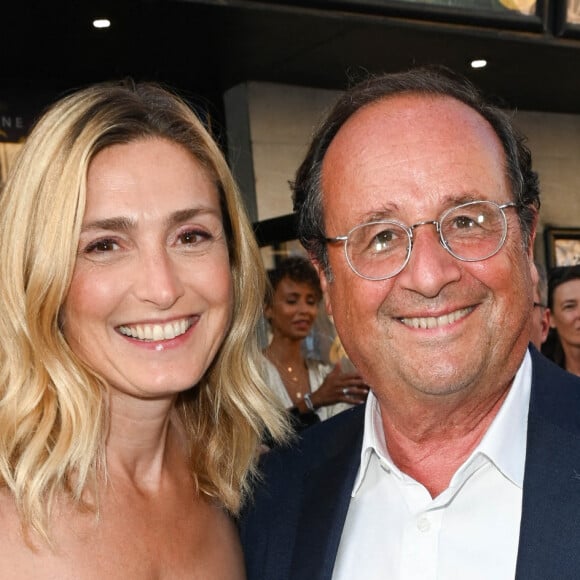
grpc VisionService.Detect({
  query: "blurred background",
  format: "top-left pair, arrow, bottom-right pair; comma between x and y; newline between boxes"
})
3,0 -> 580,359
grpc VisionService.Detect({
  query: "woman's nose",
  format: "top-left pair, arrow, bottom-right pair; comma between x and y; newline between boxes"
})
133,250 -> 185,309
298,300 -> 317,314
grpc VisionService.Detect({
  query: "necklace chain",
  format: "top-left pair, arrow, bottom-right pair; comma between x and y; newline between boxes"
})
265,349 -> 311,400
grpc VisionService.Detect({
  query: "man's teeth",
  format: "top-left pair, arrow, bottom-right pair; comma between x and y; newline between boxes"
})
400,307 -> 472,329
118,318 -> 192,341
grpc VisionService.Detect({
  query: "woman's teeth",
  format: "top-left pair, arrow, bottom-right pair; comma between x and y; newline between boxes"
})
118,318 -> 192,341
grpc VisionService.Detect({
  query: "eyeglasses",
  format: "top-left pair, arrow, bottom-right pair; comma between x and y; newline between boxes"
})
325,200 -> 518,281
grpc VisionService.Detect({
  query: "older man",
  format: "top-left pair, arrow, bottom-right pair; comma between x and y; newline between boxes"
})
240,67 -> 580,580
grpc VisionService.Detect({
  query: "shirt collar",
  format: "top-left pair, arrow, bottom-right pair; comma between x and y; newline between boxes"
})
353,350 -> 532,496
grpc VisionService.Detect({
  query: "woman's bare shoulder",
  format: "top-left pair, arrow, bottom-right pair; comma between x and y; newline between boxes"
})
0,487 -> 245,579
188,499 -> 245,580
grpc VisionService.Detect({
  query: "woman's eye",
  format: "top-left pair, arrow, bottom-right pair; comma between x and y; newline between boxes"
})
178,229 -> 211,245
85,238 -> 119,253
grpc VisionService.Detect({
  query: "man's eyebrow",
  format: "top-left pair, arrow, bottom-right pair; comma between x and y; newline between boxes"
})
357,194 -> 484,223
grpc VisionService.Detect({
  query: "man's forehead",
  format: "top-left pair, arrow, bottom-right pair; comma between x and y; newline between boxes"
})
321,93 -> 506,192
329,93 -> 491,150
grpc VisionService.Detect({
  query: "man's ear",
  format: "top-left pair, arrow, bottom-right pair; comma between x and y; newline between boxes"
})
527,210 -> 539,262
548,308 -> 558,329
541,309 -> 550,344
530,260 -> 539,290
310,256 -> 333,318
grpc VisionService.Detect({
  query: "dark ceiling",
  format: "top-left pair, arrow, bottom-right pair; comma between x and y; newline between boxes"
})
2,0 -> 580,125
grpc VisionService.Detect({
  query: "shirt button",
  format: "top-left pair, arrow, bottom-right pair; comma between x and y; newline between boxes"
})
379,459 -> 391,473
417,516 -> 431,532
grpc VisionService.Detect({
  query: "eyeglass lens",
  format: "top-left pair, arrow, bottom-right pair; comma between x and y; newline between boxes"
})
345,201 -> 509,280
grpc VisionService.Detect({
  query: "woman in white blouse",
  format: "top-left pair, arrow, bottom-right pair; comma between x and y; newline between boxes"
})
262,256 -> 368,432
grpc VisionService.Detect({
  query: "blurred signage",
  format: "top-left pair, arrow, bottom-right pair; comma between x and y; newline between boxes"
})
0,113 -> 27,142
0,91 -> 52,142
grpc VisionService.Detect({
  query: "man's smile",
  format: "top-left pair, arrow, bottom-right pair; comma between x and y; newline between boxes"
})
398,306 -> 474,329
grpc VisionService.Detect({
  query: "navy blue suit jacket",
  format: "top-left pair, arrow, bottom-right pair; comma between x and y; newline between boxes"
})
240,347 -> 580,580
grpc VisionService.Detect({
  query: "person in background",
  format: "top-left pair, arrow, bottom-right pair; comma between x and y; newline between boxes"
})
531,261 -> 550,349
240,66 -> 580,579
542,264 -> 580,375
262,255 -> 368,432
0,79 -> 289,577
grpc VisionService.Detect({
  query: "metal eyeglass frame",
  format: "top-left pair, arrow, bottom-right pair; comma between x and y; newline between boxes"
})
324,200 -> 518,281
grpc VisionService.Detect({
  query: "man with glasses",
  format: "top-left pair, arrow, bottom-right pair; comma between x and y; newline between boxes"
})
240,67 -> 580,579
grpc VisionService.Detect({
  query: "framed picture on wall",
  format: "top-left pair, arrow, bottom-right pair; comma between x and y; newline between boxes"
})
544,226 -> 580,269
554,0 -> 580,36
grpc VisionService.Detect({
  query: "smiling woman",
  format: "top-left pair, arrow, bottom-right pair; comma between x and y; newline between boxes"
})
0,80 -> 289,577
261,255 -> 368,435
543,265 -> 580,376
62,138 -> 234,400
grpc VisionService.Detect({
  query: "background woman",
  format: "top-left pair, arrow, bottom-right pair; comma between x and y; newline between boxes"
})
0,79 -> 288,577
543,265 -> 580,376
262,256 -> 368,432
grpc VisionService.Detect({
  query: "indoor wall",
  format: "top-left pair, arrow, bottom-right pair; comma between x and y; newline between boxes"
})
225,81 -> 580,268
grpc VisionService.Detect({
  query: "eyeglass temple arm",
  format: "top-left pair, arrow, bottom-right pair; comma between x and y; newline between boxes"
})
324,235 -> 348,243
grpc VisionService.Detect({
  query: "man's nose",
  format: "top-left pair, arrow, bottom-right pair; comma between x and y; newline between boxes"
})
397,223 -> 461,297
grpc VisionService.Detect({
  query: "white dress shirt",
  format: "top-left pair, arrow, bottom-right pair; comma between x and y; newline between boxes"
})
332,350 -> 532,580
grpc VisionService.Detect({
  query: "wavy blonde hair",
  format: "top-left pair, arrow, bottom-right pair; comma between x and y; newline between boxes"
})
0,80 -> 289,544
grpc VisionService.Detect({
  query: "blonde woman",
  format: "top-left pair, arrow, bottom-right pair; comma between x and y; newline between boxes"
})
0,79 -> 288,577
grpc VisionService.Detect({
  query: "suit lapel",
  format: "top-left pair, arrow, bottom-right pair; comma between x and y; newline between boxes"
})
516,349 -> 580,579
289,408 -> 364,580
